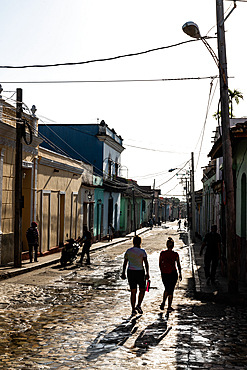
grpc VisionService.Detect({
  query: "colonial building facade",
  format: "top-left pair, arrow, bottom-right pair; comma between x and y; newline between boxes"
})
0,90 -> 94,264
39,120 -> 125,239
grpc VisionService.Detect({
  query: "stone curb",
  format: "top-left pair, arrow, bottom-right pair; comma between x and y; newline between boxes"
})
0,227 -> 151,281
0,258 -> 60,281
190,242 -> 201,294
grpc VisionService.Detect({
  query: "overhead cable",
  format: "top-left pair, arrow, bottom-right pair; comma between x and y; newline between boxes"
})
157,160 -> 191,188
0,38 -> 214,69
125,143 -> 191,154
1,76 -> 219,84
195,77 -> 218,171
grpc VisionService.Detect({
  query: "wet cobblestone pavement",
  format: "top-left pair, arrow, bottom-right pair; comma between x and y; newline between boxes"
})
0,225 -> 247,369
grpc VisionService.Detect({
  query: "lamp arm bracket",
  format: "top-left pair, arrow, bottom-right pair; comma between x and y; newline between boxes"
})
201,37 -> 227,86
219,1 -> 237,27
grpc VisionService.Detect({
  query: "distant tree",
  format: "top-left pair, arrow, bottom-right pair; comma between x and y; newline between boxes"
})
213,88 -> 244,120
228,88 -> 243,118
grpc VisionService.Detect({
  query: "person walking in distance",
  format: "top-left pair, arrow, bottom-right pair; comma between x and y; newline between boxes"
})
26,221 -> 39,263
159,237 -> 182,312
200,225 -> 221,285
79,226 -> 92,265
108,223 -> 114,242
121,235 -> 149,316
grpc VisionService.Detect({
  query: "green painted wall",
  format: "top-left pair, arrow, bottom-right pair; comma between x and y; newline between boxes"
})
233,139 -> 247,237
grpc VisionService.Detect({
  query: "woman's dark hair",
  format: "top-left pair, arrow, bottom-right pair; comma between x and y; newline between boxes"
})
133,235 -> 142,246
167,237 -> 174,249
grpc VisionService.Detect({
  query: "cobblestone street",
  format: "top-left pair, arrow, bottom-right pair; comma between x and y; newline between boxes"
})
0,224 -> 247,369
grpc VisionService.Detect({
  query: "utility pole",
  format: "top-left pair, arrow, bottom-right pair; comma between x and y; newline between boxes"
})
132,187 -> 136,236
152,179 -> 155,222
186,178 -> 190,224
216,0 -> 238,293
191,152 -> 196,242
14,88 -> 23,267
165,198 -> 167,223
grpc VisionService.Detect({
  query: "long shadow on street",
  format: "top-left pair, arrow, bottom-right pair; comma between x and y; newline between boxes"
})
86,312 -> 172,361
133,312 -> 172,357
86,315 -> 141,361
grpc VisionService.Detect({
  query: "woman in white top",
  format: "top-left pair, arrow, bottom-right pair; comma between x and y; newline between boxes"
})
121,235 -> 149,315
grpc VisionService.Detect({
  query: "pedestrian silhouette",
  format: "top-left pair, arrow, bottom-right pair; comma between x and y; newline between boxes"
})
121,235 -> 149,315
26,221 -> 39,263
159,237 -> 182,312
200,224 -> 221,285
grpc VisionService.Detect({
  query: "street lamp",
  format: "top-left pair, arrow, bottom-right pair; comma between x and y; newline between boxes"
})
182,22 -> 219,69
182,21 -> 200,39
182,0 -> 238,294
168,168 -> 178,173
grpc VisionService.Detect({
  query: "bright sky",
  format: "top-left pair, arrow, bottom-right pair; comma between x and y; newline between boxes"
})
1,0 -> 246,198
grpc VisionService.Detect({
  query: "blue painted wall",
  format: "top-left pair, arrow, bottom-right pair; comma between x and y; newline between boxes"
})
39,124 -> 103,176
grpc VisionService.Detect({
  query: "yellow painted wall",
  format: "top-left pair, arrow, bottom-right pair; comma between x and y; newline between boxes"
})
22,168 -> 32,252
36,148 -> 93,253
2,147 -> 15,234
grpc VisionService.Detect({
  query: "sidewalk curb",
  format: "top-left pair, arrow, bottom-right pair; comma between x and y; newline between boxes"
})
90,238 -> 129,254
0,258 -> 60,281
90,227 -> 150,253
190,242 -> 201,294
0,227 -> 151,282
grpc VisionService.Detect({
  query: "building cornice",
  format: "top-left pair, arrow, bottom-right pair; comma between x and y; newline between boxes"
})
39,157 -> 84,174
96,134 -> 125,153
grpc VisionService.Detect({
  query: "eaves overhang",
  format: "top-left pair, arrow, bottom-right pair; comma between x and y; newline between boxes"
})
39,157 -> 84,174
208,122 -> 247,160
208,136 -> 222,159
211,179 -> 222,193
96,134 -> 125,153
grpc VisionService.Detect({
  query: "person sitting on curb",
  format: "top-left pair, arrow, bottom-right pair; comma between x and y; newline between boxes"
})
121,235 -> 149,316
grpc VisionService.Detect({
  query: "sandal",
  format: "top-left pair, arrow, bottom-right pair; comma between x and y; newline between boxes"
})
131,309 -> 137,316
167,307 -> 175,312
160,303 -> 165,310
135,305 -> 143,314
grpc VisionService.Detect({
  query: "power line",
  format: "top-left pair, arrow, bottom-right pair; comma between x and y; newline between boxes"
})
1,103 -> 174,188
0,38 -> 213,69
195,77 -> 218,171
157,160 -> 191,188
0,96 -> 199,192
125,143 -> 191,154
133,169 -> 171,180
1,76 -> 219,84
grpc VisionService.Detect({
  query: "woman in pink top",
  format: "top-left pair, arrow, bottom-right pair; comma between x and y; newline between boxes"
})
121,235 -> 149,316
159,237 -> 182,312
